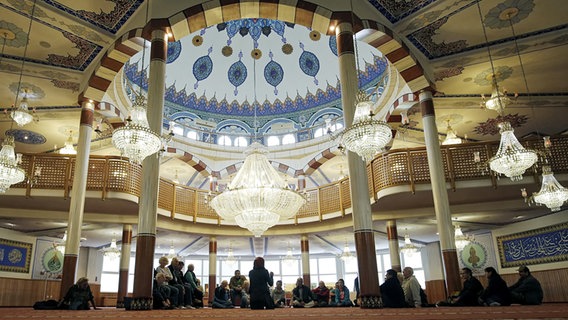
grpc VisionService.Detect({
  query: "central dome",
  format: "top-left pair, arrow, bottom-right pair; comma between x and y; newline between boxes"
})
124,18 -> 387,141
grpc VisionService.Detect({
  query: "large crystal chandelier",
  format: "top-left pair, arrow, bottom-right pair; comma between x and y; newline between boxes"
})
530,165 -> 568,212
111,94 -> 162,164
59,131 -> 77,155
454,225 -> 473,251
400,230 -> 418,256
11,93 -> 34,127
441,119 -> 462,145
99,236 -> 121,260
339,91 -> 392,162
488,122 -> 537,181
210,142 -> 306,237
0,136 -> 26,193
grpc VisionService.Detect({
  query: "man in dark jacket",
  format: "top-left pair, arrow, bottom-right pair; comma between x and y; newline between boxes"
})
509,266 -> 543,305
292,277 -> 315,308
437,268 -> 483,306
380,269 -> 406,308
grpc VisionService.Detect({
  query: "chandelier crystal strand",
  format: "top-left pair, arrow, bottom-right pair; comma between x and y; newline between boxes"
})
488,122 -> 537,181
400,231 -> 418,256
0,136 -> 26,193
340,91 -> 392,162
532,165 -> 568,211
442,119 -> 462,145
210,142 -> 306,237
99,236 -> 121,260
454,225 -> 472,251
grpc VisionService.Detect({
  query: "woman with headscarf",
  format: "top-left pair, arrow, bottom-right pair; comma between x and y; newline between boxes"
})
248,257 -> 275,309
480,267 -> 511,306
59,277 -> 98,310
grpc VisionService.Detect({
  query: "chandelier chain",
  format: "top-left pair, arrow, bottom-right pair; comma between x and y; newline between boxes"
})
12,0 -> 37,109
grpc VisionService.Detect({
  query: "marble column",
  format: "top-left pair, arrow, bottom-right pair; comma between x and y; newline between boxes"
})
420,90 -> 460,294
59,100 -> 94,298
131,27 -> 168,309
336,22 -> 381,308
300,235 -> 310,286
387,220 -> 401,272
208,236 -> 217,307
116,224 -> 132,308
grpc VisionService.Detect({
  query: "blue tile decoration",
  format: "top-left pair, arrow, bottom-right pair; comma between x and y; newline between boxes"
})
193,47 -> 213,89
497,222 -> 568,268
0,238 -> 32,273
218,18 -> 288,48
228,51 -> 248,96
329,35 -> 338,56
167,41 -> 182,64
264,51 -> 284,95
6,129 -> 46,144
299,42 -> 320,85
367,0 -> 436,24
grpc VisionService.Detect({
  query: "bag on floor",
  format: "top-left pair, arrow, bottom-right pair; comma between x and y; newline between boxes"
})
33,299 -> 59,310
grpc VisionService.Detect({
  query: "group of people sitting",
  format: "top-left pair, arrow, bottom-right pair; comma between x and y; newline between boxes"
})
152,256 -> 205,310
435,265 -> 543,307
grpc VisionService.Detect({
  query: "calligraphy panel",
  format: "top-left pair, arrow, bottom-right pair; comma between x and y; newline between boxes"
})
497,222 -> 568,268
0,238 -> 33,273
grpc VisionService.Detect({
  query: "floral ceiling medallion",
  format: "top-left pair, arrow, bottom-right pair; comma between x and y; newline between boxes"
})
484,0 -> 535,29
474,114 -> 529,136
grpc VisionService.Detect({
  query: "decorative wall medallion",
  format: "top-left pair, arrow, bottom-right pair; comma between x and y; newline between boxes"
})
474,114 -> 529,136
309,30 -> 321,41
192,35 -> 203,46
41,246 -> 63,273
0,20 -> 27,47
222,45 -> 233,57
299,42 -> 320,85
264,51 -> 284,95
167,41 -> 182,64
251,48 -> 262,60
282,43 -> 293,55
193,47 -> 213,89
329,36 -> 338,56
485,0 -> 535,29
474,66 -> 513,86
9,82 -> 45,99
459,242 -> 488,270
228,51 -> 247,96
6,129 -> 46,144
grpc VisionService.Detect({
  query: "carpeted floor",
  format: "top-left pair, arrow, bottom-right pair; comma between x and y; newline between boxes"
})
1,304 -> 568,320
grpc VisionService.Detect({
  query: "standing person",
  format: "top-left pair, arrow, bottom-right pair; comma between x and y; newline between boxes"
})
229,270 -> 247,305
509,266 -> 543,305
312,280 -> 330,307
380,269 -> 406,308
480,267 -> 511,306
402,267 -> 422,308
271,280 -> 287,307
437,268 -> 483,306
292,277 -> 315,308
248,257 -> 275,310
59,277 -> 99,310
330,278 -> 353,307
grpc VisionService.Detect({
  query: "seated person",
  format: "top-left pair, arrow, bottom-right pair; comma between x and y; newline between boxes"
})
153,273 -> 174,309
194,279 -> 205,308
212,280 -> 233,308
437,268 -> 483,307
183,263 -> 203,308
402,267 -> 422,308
229,270 -> 247,305
292,277 -> 315,308
60,277 -> 98,310
312,281 -> 330,307
155,256 -> 182,308
380,269 -> 406,308
509,266 -> 543,305
330,279 -> 353,307
271,280 -> 286,307
480,267 -> 511,306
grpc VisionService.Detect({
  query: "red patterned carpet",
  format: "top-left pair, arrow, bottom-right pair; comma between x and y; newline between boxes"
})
1,305 -> 568,320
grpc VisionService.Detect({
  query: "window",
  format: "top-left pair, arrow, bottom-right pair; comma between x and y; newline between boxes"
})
100,255 -> 136,293
282,134 -> 295,145
172,126 -> 184,136
234,136 -> 248,147
314,128 -> 324,138
218,135 -> 232,146
266,136 -> 280,146
187,130 -> 199,140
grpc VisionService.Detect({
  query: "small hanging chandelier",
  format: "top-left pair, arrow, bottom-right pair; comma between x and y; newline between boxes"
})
339,241 -> 355,262
400,230 -> 418,256
59,131 -> 77,155
225,243 -> 237,267
441,119 -> 462,145
481,79 -> 516,113
281,244 -> 296,267
339,90 -> 392,162
454,225 -> 473,251
11,91 -> 34,127
487,122 -> 537,181
210,142 -> 306,237
99,235 -> 121,260
0,136 -> 26,193
111,94 -> 162,164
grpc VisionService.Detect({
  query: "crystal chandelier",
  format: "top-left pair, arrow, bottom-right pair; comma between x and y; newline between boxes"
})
210,142 -> 306,237
441,119 -> 462,145
167,241 -> 176,259
281,244 -> 296,267
454,225 -> 473,251
0,136 -> 26,193
339,242 -> 355,262
482,80 -> 516,113
11,92 -> 34,127
339,90 -> 392,162
99,236 -> 121,260
488,122 -> 537,181
225,244 -> 237,267
400,230 -> 418,256
111,94 -> 162,164
59,131 -> 77,155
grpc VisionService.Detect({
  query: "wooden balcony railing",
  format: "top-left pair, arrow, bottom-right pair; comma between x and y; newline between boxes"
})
10,136 -> 568,224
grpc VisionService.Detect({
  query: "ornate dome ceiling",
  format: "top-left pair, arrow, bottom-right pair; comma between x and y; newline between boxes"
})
124,18 -> 388,133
